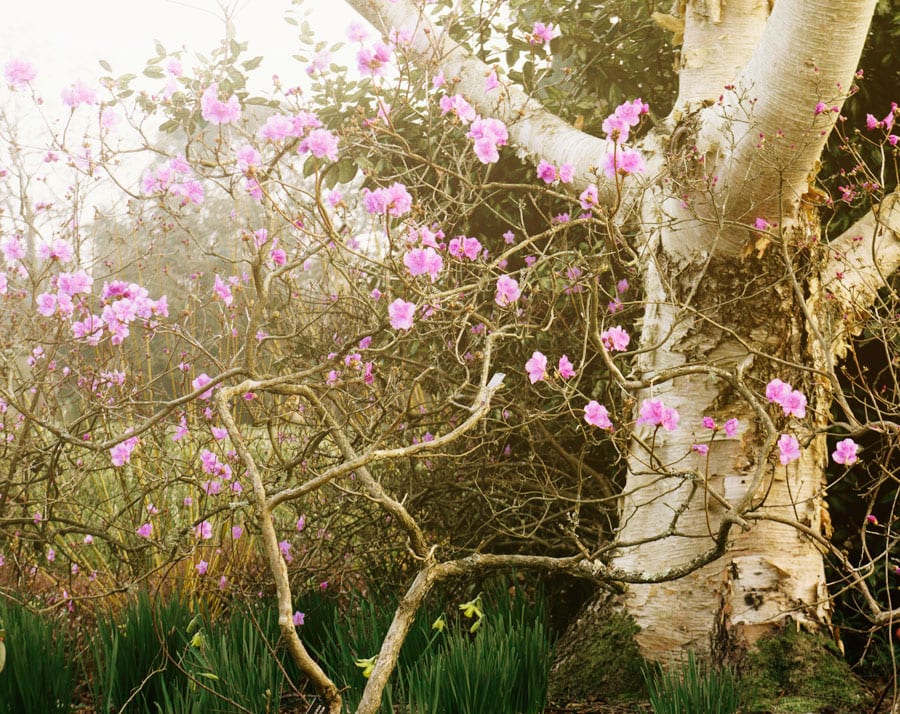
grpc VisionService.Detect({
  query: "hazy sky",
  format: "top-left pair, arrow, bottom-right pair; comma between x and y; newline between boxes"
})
0,0 -> 360,102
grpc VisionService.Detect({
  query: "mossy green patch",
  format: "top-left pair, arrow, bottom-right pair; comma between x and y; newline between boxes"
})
548,609 -> 646,702
739,626 -> 869,712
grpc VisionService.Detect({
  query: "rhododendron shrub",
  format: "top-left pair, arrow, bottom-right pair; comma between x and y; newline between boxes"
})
0,1 -> 898,712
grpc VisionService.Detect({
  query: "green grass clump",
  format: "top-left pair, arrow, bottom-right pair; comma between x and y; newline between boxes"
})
0,599 -> 75,714
644,651 -> 740,714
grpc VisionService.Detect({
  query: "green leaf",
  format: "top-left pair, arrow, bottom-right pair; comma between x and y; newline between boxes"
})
99,59 -> 112,72
242,56 -> 264,71
143,66 -> 165,79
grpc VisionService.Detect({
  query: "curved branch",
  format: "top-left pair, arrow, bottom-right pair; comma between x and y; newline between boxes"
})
822,191 -> 900,317
343,0 -> 621,206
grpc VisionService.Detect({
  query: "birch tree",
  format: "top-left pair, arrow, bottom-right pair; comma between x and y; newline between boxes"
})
341,0 -> 900,668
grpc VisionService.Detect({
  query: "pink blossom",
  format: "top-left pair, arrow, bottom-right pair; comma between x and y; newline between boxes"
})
362,182 -> 412,217
531,21 -> 561,46
192,373 -> 214,399
357,41 -> 393,77
195,520 -> 213,540
196,560 -> 209,575
448,236 -> 482,260
101,107 -> 120,131
814,101 -> 828,115
4,58 -> 37,88
439,94 -> 476,127
201,83 -> 241,125
777,434 -> 801,464
613,98 -> 649,126
213,274 -> 233,306
467,117 -> 508,164
702,416 -> 716,430
388,299 -> 416,330
404,247 -> 443,281
754,217 -> 772,230
558,163 -> 575,183
723,418 -> 739,438
617,279 -> 629,294
537,160 -> 557,184
637,398 -> 679,431
579,184 -> 599,210
495,274 -> 521,306
136,523 -> 153,538
296,516 -> 306,531
525,351 -> 548,383
600,326 -> 630,352
765,378 -> 792,404
602,147 -> 646,178
232,526 -> 243,540
61,80 -> 97,107
279,539 -> 293,562
485,70 -> 498,92
58,270 -> 93,296
584,401 -> 613,429
258,114 -> 298,141
692,443 -> 709,455
503,230 -> 515,244
110,436 -> 139,467
832,438 -> 859,465
301,128 -> 339,161
558,355 -> 576,379
236,144 -> 261,174
602,114 -> 631,144
293,611 -> 306,626
781,390 -> 807,418
36,292 -> 57,317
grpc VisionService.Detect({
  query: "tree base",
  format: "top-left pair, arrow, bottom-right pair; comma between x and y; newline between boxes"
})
548,590 -> 647,703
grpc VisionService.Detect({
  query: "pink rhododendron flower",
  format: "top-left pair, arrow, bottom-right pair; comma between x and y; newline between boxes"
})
832,438 -> 859,465
279,540 -> 293,562
580,184 -> 599,210
600,326 -> 630,352
110,435 -> 139,467
196,560 -> 209,575
637,398 -> 679,431
765,379 -> 807,418
584,401 -> 613,429
617,279 -> 630,294
602,147 -> 646,178
195,520 -> 213,540
363,182 -> 412,217
692,443 -> 709,455
236,144 -> 261,174
495,274 -> 521,306
467,117 -> 508,164
201,83 -> 241,125
4,58 -> 37,88
703,416 -> 716,429
558,355 -> 576,379
777,434 -> 801,464
258,113 -> 299,141
723,418 -> 739,438
404,247 -> 443,281
525,351 -> 548,383
754,217 -> 772,230
537,160 -> 557,183
448,236 -> 482,260
136,523 -> 153,538
439,94 -> 477,124
531,21 -> 561,46
301,128 -> 339,161
213,274 -> 234,306
192,373 -> 214,399
388,299 -> 416,330
61,80 -> 97,107
357,41 -> 393,77
485,70 -> 498,92
232,526 -> 243,540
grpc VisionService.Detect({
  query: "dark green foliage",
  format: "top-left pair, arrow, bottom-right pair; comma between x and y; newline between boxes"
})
0,599 -> 74,714
87,591 -> 195,713
644,651 -> 740,714
404,599 -> 553,714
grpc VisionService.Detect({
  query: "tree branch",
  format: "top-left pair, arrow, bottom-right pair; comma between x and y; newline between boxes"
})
821,191 -> 900,326
343,0 -> 621,206
707,0 -> 878,221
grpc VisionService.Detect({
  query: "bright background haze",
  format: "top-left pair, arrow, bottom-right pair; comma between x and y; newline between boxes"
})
0,0 -> 359,102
